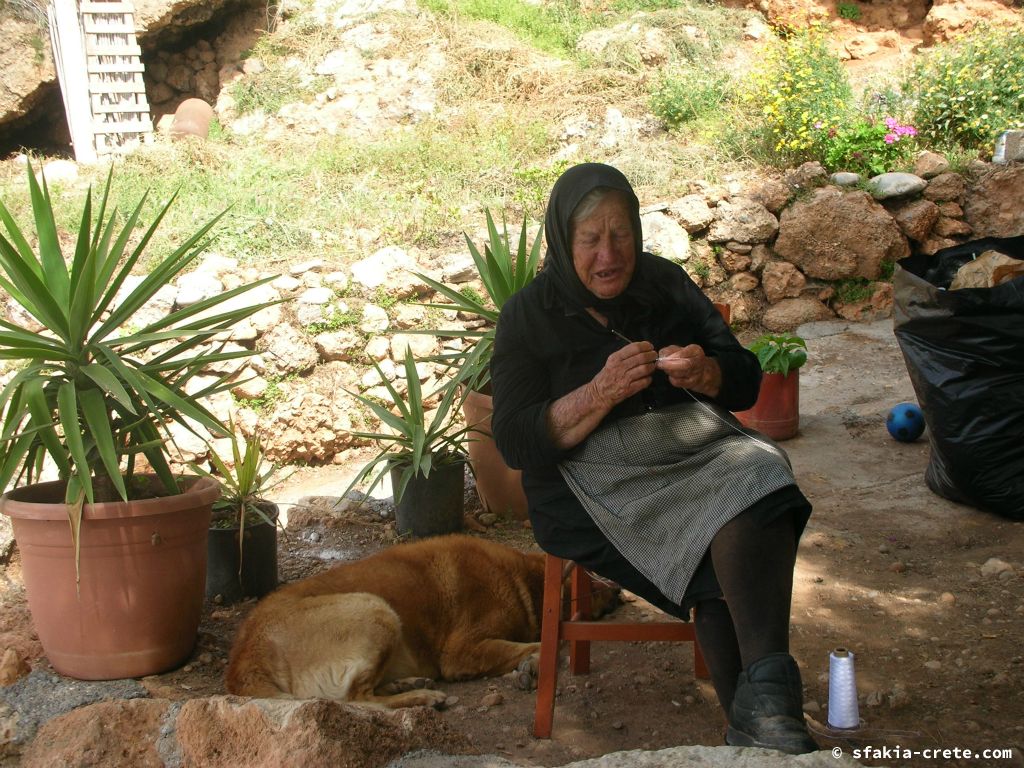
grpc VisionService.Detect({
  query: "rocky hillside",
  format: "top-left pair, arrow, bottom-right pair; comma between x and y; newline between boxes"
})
1,0 -> 1022,468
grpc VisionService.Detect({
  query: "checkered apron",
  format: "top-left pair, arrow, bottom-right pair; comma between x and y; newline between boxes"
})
558,401 -> 797,603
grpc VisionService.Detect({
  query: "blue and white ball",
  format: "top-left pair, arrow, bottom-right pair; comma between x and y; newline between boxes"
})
886,402 -> 925,442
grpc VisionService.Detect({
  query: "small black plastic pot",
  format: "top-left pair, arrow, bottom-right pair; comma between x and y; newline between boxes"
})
205,502 -> 279,604
390,460 -> 465,538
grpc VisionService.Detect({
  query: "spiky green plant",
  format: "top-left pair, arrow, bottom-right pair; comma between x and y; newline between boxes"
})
411,210 -> 542,392
0,164 -> 280,565
344,348 -> 471,504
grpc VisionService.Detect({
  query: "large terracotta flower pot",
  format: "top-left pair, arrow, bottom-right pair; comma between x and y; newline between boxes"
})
734,369 -> 800,441
0,475 -> 218,680
463,389 -> 528,520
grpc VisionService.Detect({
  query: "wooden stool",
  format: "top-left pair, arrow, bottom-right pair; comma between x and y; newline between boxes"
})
533,553 -> 710,738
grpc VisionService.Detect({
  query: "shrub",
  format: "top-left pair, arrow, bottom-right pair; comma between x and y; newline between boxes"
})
905,24 -> 1024,150
822,115 -> 918,176
837,2 -> 860,21
651,66 -> 733,129
742,26 -> 851,163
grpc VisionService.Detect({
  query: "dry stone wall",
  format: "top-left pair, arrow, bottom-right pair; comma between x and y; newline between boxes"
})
11,152 -> 1021,468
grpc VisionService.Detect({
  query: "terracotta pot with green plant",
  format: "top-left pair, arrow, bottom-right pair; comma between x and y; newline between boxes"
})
192,429 -> 287,604
345,348 -> 471,538
0,165 -> 279,680
734,333 -> 808,441
411,211 -> 541,520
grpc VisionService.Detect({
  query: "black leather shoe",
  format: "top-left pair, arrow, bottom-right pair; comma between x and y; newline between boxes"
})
726,652 -> 818,754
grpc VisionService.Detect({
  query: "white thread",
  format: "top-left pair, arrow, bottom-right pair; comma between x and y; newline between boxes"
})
828,647 -> 860,729
680,388 -> 779,454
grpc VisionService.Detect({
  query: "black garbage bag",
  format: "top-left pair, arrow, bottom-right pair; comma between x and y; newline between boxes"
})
893,236 -> 1024,520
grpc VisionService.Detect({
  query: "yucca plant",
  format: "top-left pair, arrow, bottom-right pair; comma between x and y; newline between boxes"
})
344,348 -> 471,504
192,428 -> 287,530
0,164 -> 279,547
411,209 -> 542,392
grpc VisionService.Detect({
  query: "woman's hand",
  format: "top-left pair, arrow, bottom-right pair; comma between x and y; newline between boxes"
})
589,341 -> 658,408
656,344 -> 722,398
546,341 -> 656,450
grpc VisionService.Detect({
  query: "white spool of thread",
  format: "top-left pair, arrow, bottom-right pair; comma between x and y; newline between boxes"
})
828,647 -> 860,729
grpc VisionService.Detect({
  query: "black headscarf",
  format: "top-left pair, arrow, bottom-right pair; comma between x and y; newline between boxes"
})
542,163 -> 656,329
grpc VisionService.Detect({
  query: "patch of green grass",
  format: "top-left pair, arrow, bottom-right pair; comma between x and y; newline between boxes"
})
230,64 -> 330,115
834,277 -> 873,304
306,306 -> 360,335
420,0 -> 589,55
244,374 -> 291,414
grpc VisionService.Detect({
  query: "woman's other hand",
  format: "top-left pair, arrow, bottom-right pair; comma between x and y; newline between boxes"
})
656,344 -> 722,398
590,341 -> 657,408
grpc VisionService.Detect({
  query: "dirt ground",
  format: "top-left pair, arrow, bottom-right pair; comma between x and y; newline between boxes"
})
2,319 -> 1023,767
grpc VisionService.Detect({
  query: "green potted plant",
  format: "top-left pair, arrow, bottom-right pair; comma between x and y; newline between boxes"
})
411,210 -> 541,520
734,332 -> 808,441
0,164 -> 279,680
344,348 -> 471,538
192,429 -> 286,604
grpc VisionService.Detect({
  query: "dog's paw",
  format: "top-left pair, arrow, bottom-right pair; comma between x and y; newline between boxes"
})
512,654 -> 538,691
378,677 -> 438,695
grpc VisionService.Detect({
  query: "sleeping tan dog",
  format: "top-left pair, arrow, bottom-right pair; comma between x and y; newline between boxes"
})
226,534 -> 550,708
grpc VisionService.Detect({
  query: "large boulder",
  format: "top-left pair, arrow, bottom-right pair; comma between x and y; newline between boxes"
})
774,187 -> 910,280
963,165 -> 1024,239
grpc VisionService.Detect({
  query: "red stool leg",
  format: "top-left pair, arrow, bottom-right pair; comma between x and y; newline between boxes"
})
533,554 -> 564,739
569,564 -> 592,674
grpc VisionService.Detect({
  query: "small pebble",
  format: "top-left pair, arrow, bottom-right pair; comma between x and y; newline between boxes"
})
889,561 -> 906,574
481,692 -> 504,707
924,660 -> 941,671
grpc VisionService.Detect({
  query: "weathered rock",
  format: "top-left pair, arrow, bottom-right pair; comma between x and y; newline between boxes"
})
728,272 -> 759,292
174,696 -> 469,768
914,150 -> 950,179
255,323 -> 319,377
761,297 -> 833,331
669,195 -> 715,233
783,162 -> 827,191
351,245 -> 417,291
314,330 -> 362,362
641,211 -> 690,262
719,249 -> 751,274
867,172 -> 928,200
923,172 -> 966,202
922,0 -> 1023,44
707,198 -> 778,245
774,188 -> 909,280
829,172 -> 861,187
934,216 -> 973,238
0,649 -> 29,687
761,261 -> 806,304
964,165 -> 1024,238
19,699 -> 171,768
745,178 -> 791,214
888,198 -> 940,242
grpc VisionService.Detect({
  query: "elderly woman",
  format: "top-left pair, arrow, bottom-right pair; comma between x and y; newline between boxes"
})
491,163 -> 817,753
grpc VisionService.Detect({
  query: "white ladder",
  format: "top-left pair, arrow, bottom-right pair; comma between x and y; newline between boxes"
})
49,0 -> 153,162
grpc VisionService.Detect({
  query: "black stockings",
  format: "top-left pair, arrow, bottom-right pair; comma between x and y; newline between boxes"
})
694,508 -> 799,715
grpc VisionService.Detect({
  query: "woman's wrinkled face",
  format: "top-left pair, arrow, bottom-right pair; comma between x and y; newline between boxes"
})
570,193 -> 636,300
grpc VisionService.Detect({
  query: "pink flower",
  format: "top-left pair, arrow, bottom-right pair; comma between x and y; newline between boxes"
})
884,133 -> 898,144
896,125 -> 917,137
884,116 -> 899,130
